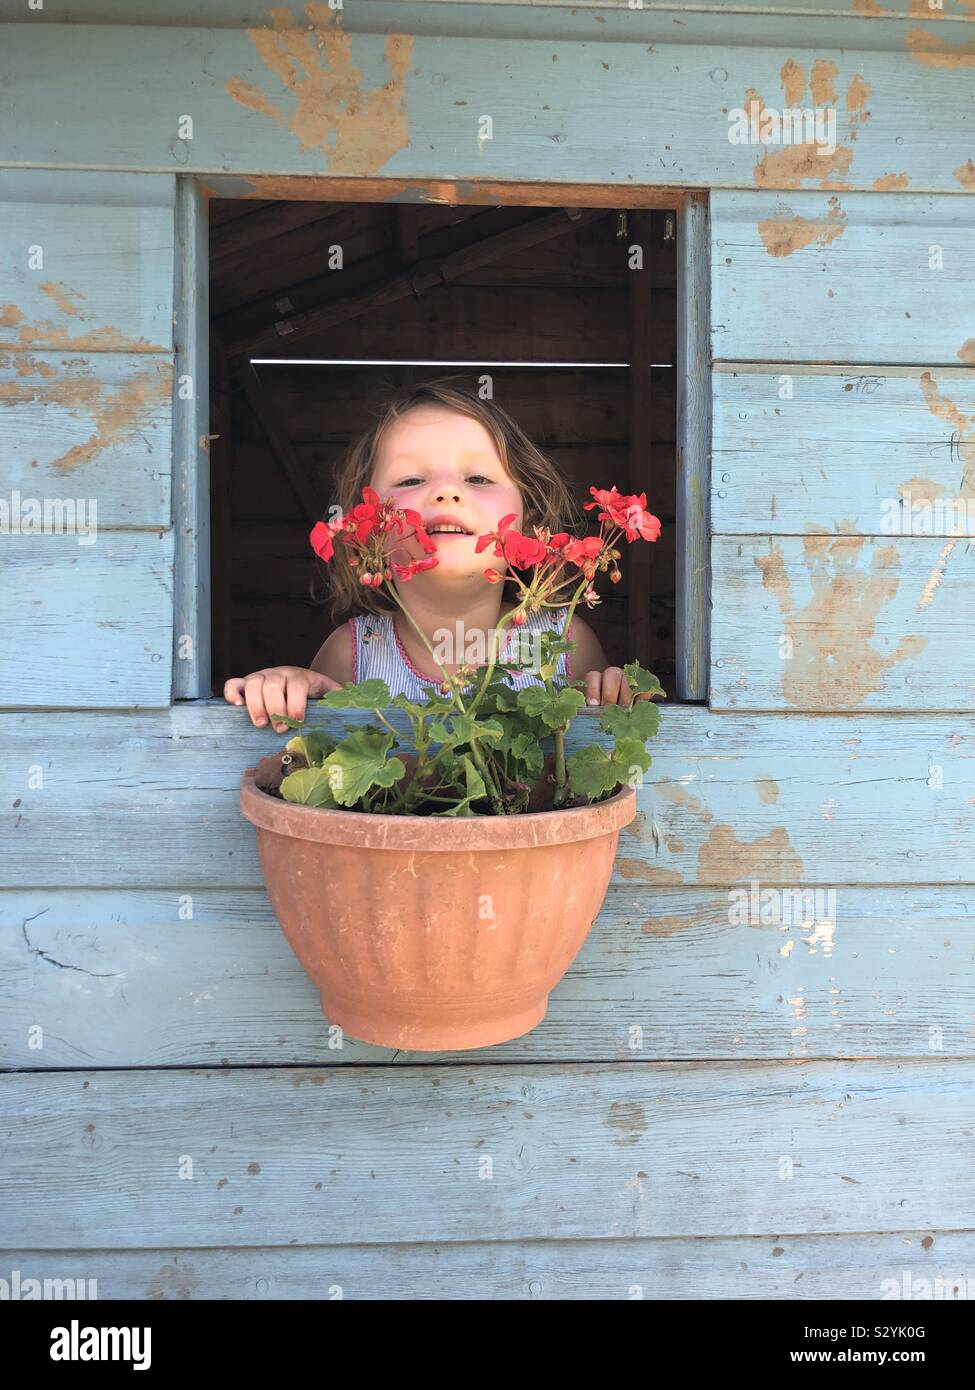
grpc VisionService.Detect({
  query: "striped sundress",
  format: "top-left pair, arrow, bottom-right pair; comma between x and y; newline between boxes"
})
348,605 -> 574,702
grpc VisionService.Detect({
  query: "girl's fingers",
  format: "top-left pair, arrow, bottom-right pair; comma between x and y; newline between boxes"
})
283,673 -> 311,729
584,670 -> 603,706
243,673 -> 272,729
261,675 -> 289,732
223,677 -> 245,706
601,667 -> 625,704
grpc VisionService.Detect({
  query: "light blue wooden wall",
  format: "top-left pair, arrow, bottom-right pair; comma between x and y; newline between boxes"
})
0,170 -> 176,707
1,2 -> 974,1301
709,190 -> 975,711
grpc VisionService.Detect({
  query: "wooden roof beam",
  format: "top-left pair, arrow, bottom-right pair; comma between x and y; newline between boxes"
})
228,206 -> 606,359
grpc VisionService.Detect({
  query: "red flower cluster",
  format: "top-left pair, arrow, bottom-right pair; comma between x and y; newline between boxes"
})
310,486 -> 439,585
309,484 -> 661,601
584,486 -> 662,543
473,488 -> 660,594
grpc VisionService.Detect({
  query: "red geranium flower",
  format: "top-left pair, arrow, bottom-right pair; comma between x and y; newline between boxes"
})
584,487 -> 662,543
308,487 -> 440,588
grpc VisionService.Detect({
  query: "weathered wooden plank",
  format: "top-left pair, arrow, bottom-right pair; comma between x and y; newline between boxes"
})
2,1229 -> 969,1301
711,535 -> 975,710
3,886 -> 973,1067
1,1061 -> 971,1247
0,533 -> 174,707
711,191 -> 975,366
713,365 -> 975,536
0,353 -> 172,527
2,705 -> 975,885
3,21 -> 975,193
0,189 -> 175,355
25,0 -> 975,29
0,170 -> 175,207
173,178 -> 211,701
676,192 -> 711,700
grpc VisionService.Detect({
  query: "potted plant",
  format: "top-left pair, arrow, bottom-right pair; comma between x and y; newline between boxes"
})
239,485 -> 665,1051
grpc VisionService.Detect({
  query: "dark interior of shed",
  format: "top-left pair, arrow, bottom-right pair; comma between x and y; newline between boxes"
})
207,198 -> 677,697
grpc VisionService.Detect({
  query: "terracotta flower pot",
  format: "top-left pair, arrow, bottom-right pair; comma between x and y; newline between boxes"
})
240,769 -> 637,1051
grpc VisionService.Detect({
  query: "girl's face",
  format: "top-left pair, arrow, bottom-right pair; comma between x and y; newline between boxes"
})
370,404 -> 525,584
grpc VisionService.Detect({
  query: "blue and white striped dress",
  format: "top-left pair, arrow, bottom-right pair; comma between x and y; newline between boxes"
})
348,606 -> 574,701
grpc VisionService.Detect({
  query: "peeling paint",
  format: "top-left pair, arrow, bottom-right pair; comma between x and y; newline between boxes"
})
918,371 -> 975,465
957,340 -> 975,365
201,173 -> 689,210
917,539 -> 958,612
0,301 -> 165,354
871,172 -> 910,190
616,858 -> 685,885
39,281 -> 86,318
912,371 -> 975,607
953,158 -> 975,190
641,915 -> 696,936
906,28 -> 975,69
698,824 -> 804,882
654,778 -> 712,822
606,1101 -> 647,1147
801,918 -> 836,957
0,354 -> 172,472
754,537 -> 928,707
226,3 -> 413,176
755,776 -> 781,805
758,196 -> 847,257
897,475 -> 947,505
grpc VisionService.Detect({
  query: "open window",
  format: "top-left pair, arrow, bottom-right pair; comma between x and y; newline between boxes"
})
178,182 -> 709,705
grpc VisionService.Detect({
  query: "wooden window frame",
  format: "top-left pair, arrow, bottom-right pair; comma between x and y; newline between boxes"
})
173,176 -> 710,703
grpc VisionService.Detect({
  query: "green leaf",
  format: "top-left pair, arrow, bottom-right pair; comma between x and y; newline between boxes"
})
392,691 -> 454,719
315,679 -> 393,711
442,713 -> 504,746
516,684 -> 585,729
613,737 -> 653,784
321,730 -> 406,807
599,699 -> 662,742
565,737 -> 653,801
286,729 -> 338,766
279,766 -> 341,808
461,755 -> 487,803
623,662 -> 666,700
565,744 -> 620,799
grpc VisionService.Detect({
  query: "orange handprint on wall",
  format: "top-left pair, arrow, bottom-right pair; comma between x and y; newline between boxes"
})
740,58 -> 870,190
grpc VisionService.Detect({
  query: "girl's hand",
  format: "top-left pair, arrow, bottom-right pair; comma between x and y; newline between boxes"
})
223,666 -> 344,732
580,667 -> 653,708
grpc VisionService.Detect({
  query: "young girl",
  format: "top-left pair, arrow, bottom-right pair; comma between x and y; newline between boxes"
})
224,379 -> 640,733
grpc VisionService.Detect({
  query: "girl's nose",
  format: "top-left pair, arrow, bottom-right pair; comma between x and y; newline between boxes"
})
433,487 -> 462,502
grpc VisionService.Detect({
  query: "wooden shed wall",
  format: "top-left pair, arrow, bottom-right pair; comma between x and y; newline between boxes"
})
2,1 -> 974,1300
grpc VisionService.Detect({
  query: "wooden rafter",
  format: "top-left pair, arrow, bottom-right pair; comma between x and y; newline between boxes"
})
229,206 -> 606,358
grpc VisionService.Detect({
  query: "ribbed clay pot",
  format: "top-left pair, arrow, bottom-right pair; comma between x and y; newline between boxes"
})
240,769 -> 636,1051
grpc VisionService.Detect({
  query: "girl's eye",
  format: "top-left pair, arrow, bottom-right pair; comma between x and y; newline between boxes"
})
394,475 -> 494,486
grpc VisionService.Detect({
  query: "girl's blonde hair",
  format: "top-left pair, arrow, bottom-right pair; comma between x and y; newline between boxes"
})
316,375 -> 584,623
